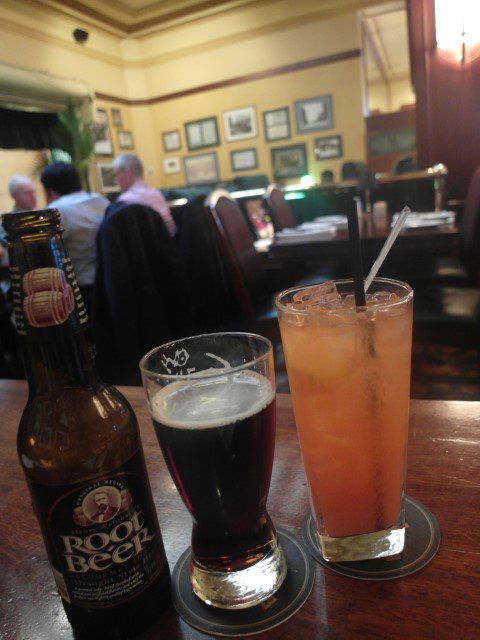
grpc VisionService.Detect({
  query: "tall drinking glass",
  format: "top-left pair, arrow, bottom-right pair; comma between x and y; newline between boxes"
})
140,332 -> 287,608
276,279 -> 413,562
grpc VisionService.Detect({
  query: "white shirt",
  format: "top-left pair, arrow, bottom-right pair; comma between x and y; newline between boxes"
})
50,191 -> 108,287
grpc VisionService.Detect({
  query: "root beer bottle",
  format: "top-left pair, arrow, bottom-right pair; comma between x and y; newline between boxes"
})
3,209 -> 171,639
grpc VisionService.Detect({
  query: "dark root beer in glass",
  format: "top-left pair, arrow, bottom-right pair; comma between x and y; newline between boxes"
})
140,333 -> 286,609
3,209 -> 171,639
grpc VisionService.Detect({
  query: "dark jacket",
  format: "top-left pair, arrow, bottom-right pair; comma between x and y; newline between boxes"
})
93,203 -> 192,385
174,195 -> 239,331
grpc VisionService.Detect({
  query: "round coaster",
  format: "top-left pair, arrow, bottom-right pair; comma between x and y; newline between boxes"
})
171,528 -> 314,637
301,495 -> 440,581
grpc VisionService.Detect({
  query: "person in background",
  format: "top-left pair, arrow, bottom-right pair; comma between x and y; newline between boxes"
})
112,153 -> 176,237
8,175 -> 37,212
1,175 -> 38,266
40,162 -> 108,313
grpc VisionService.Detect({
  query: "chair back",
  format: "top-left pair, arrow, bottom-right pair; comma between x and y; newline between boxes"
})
320,170 -> 334,185
341,161 -> 368,181
175,195 -> 238,330
392,155 -> 418,174
205,190 -> 267,320
460,165 -> 480,279
264,185 -> 297,231
93,204 -> 192,384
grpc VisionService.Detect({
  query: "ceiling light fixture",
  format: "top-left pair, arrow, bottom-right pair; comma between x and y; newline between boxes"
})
435,0 -> 480,63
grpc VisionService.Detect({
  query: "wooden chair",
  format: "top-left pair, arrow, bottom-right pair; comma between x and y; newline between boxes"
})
459,165 -> 480,283
204,190 -> 271,327
393,165 -> 480,288
264,185 -> 297,231
205,191 -> 334,344
174,194 -> 239,332
411,167 -> 480,353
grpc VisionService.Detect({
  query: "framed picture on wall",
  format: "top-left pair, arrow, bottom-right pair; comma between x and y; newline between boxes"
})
223,106 -> 258,142
184,152 -> 219,185
96,163 -> 118,193
184,117 -> 219,151
263,107 -> 291,142
93,109 -> 113,156
231,148 -> 258,172
117,130 -> 134,149
163,156 -> 181,175
271,143 -> 308,180
367,129 -> 416,156
314,134 -> 343,160
111,108 -> 123,127
162,130 -> 181,152
295,95 -> 333,134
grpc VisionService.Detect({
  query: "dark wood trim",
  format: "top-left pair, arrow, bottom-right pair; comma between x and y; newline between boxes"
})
95,48 -> 360,106
51,0 -> 126,32
95,93 -> 133,106
128,0 -> 240,34
48,0 -> 257,35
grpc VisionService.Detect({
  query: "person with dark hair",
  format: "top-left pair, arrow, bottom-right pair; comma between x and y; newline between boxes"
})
41,162 -> 108,311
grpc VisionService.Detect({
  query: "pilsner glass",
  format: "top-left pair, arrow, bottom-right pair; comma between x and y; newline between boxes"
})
140,332 -> 287,608
276,279 -> 413,562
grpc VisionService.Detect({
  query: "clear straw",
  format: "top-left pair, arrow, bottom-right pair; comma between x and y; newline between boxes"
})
364,205 -> 411,292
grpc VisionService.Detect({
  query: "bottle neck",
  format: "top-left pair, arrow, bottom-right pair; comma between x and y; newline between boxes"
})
21,325 -> 99,395
7,215 -> 100,395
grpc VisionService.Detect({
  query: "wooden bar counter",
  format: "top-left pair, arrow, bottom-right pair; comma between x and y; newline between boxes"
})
0,381 -> 479,639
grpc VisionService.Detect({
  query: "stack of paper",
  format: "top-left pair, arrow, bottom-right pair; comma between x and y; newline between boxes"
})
274,224 -> 336,244
391,211 -> 455,229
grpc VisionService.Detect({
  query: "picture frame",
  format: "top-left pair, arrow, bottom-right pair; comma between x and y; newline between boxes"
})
184,117 -> 219,151
163,156 -> 181,175
111,108 -> 123,127
117,130 -> 134,150
184,152 -> 219,185
223,106 -> 258,142
230,148 -> 258,172
93,109 -> 113,156
271,143 -> 308,180
96,163 -> 118,193
162,130 -> 181,152
295,95 -> 334,134
314,134 -> 343,160
263,107 -> 291,142
367,129 -> 416,156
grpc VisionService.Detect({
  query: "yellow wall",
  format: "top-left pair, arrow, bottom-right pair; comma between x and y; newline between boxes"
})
0,0 -> 371,192
152,57 -> 364,187
140,9 -> 366,186
369,77 -> 415,114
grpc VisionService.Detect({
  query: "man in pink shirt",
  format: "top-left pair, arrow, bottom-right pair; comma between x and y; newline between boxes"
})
113,153 -> 176,236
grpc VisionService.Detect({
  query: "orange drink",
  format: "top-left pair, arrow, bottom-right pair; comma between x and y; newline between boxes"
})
276,279 -> 413,562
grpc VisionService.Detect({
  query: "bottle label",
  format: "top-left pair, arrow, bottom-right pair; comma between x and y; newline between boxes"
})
29,451 -> 166,608
11,260 -> 87,336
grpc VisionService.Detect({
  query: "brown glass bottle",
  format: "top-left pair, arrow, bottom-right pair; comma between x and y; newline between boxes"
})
3,209 -> 171,639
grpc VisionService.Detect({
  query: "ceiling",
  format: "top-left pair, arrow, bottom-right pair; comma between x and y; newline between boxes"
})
360,1 -> 411,83
41,0 -> 269,35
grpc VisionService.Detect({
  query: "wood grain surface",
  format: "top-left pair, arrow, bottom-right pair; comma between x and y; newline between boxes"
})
0,382 -> 479,639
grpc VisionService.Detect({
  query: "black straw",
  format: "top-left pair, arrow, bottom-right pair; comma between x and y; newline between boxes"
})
347,200 -> 366,307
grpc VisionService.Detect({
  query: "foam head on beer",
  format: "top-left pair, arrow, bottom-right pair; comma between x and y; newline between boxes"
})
151,371 -> 274,429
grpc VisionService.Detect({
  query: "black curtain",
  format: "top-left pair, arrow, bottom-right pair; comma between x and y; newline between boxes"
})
0,107 -> 61,150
